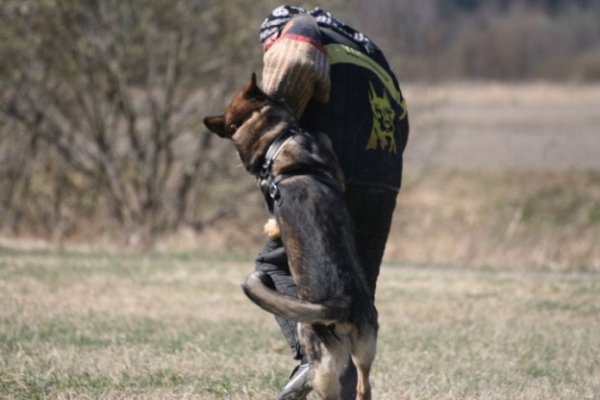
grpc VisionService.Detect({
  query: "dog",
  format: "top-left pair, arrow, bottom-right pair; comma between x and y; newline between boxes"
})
203,73 -> 378,400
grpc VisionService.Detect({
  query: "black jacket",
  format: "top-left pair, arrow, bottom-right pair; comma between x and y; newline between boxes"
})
287,14 -> 409,191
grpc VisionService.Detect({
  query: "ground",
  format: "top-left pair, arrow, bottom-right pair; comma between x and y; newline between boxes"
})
404,82 -> 600,168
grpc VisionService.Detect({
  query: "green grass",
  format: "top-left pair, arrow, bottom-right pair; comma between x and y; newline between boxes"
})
1,250 -> 599,399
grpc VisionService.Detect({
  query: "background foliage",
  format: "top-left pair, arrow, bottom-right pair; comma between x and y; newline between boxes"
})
0,0 -> 599,248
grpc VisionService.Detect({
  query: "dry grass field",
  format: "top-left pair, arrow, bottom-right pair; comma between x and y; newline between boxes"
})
1,249 -> 599,399
1,82 -> 599,399
403,82 -> 600,169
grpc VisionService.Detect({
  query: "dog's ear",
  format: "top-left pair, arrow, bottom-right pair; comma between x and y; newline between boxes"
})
203,115 -> 230,138
242,72 -> 265,100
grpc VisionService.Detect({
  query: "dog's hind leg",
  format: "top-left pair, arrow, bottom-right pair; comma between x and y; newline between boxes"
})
350,331 -> 377,400
312,359 -> 341,400
303,325 -> 350,400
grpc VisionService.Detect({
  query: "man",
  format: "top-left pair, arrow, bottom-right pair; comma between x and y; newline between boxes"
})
255,6 -> 409,400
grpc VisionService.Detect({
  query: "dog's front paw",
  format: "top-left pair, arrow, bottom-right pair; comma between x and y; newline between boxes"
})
263,218 -> 280,239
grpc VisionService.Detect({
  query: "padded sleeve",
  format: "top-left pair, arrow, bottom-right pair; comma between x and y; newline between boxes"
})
261,14 -> 330,118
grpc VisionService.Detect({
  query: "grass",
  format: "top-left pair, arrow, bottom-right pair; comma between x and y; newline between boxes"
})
1,248 -> 599,399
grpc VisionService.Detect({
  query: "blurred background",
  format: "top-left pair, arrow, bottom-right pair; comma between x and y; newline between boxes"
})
0,0 -> 599,270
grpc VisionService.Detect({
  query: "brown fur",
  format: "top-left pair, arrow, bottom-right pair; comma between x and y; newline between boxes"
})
203,73 -> 378,400
263,217 -> 280,239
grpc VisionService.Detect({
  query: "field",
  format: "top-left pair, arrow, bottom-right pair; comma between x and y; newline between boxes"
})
1,82 -> 600,399
403,82 -> 600,169
1,248 -> 599,399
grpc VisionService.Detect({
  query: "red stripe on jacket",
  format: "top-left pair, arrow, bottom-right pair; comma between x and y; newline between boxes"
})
275,33 -> 327,55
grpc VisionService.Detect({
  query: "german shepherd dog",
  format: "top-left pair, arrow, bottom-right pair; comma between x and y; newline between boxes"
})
203,73 -> 378,400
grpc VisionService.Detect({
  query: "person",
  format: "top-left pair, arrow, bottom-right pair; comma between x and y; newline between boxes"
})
255,6 -> 409,400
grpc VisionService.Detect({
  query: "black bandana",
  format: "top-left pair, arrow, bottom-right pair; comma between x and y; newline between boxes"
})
259,6 -> 375,53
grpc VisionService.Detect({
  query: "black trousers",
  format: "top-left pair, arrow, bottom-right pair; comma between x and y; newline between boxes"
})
254,183 -> 398,395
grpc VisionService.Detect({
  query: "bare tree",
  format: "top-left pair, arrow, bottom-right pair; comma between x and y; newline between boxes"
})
0,0 -> 266,245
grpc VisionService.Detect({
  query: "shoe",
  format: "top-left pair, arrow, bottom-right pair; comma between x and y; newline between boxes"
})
277,363 -> 312,400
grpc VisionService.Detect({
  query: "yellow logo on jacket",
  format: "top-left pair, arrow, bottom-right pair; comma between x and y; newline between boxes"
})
366,82 -> 397,153
325,44 -> 408,153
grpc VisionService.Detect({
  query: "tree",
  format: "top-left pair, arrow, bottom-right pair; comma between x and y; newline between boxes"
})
0,0 -> 267,245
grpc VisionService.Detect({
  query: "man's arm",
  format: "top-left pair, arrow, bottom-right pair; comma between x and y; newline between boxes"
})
261,14 -> 330,119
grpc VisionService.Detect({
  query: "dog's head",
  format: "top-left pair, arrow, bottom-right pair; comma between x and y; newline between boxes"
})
203,73 -> 292,173
203,73 -> 268,139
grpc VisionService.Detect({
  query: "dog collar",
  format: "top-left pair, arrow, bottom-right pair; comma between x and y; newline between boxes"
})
260,126 -> 299,180
259,126 -> 337,203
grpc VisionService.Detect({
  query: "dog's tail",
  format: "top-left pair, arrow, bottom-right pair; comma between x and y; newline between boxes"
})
242,272 -> 348,324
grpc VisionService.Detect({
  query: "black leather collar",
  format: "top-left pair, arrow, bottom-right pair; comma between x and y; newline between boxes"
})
259,126 -> 299,181
258,126 -> 337,204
